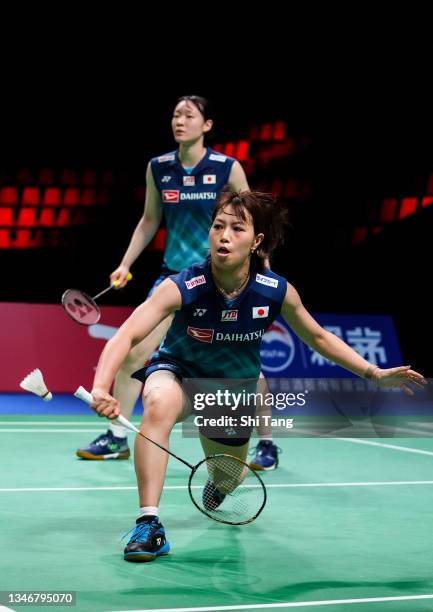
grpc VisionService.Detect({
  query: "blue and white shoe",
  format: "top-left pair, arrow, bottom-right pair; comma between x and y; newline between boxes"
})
76,429 -> 130,460
123,516 -> 170,562
249,440 -> 280,471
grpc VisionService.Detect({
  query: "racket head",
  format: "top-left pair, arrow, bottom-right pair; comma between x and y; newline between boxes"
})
188,453 -> 267,525
61,288 -> 101,325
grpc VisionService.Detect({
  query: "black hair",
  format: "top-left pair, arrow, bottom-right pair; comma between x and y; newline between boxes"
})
212,190 -> 289,271
175,95 -> 213,121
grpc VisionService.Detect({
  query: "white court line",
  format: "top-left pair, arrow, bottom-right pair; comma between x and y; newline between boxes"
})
110,592 -> 433,610
2,480 -> 433,493
338,438 -> 433,457
0,429 -> 118,433
405,422 -> 433,430
0,428 -> 182,433
0,421 -> 142,426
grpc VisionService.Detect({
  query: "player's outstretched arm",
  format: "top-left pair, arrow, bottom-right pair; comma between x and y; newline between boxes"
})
281,282 -> 426,395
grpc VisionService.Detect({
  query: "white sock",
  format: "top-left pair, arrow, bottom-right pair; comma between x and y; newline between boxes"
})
139,506 -> 159,518
109,423 -> 127,438
259,435 -> 273,442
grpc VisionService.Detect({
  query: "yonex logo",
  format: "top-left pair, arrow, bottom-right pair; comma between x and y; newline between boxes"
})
161,175 -> 172,183
187,326 -> 214,343
194,308 -> 207,316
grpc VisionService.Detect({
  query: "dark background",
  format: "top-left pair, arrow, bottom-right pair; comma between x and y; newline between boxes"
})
1,68 -> 431,374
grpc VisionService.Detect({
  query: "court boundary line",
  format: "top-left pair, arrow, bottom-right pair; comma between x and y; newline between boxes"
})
338,438 -> 433,456
2,480 -> 433,493
109,592 -> 433,610
0,428 -> 182,434
0,421 -> 143,426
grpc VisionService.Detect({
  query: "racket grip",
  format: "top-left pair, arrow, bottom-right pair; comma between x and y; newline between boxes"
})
74,386 -> 139,433
116,414 -> 140,434
112,272 -> 133,288
74,386 -> 93,404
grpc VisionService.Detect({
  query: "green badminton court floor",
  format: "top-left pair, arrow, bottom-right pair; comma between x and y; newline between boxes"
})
2,413 -> 433,612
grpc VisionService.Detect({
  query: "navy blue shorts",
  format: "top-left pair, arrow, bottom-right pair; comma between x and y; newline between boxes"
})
131,359 -> 253,447
132,359 -> 183,384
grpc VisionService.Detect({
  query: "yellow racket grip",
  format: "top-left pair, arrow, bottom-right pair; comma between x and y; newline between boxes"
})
112,272 -> 133,288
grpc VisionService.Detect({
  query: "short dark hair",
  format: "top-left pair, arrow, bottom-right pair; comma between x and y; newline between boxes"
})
212,190 -> 289,269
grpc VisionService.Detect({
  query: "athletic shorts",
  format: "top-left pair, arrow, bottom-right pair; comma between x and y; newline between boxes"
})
132,358 -> 254,447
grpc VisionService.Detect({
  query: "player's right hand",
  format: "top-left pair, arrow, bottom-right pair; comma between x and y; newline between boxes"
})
110,264 -> 130,288
90,388 -> 120,420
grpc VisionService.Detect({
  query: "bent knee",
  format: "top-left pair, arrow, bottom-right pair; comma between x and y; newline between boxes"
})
142,387 -> 183,427
142,389 -> 171,420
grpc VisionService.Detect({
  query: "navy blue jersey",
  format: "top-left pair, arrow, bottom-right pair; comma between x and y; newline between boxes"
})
155,260 -> 287,379
151,148 -> 235,271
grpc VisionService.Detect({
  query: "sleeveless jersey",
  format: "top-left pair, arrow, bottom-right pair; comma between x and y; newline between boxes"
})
151,148 -> 235,271
154,260 -> 287,379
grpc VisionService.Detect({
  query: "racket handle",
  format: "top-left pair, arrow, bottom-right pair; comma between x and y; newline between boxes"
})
74,386 -> 139,433
112,272 -> 133,288
74,386 -> 93,404
115,414 -> 139,433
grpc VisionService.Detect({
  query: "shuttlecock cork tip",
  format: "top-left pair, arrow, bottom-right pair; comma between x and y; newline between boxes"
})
19,368 -> 53,401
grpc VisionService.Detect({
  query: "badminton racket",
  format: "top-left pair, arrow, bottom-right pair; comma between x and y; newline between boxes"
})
74,386 -> 267,525
61,273 -> 132,325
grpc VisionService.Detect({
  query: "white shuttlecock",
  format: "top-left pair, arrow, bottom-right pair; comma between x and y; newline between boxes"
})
19,368 -> 53,401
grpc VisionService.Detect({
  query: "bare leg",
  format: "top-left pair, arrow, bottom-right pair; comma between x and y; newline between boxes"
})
134,370 -> 189,507
113,315 -> 173,420
199,434 -> 250,493
250,373 -> 279,470
255,372 -> 272,438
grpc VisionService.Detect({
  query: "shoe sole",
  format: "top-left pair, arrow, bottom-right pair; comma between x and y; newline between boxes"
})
124,544 -> 170,562
76,450 -> 130,460
249,460 -> 278,471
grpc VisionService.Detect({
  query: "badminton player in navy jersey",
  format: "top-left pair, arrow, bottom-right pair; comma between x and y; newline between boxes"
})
89,190 -> 426,562
76,95 -> 280,465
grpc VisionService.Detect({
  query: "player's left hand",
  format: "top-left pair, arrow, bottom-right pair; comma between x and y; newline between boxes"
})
373,366 -> 427,396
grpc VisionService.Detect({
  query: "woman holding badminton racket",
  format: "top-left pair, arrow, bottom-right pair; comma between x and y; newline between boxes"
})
88,190 -> 426,563
76,94 -> 277,461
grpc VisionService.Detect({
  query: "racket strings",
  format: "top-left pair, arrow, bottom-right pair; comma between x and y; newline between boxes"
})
190,454 -> 266,524
62,289 -> 100,324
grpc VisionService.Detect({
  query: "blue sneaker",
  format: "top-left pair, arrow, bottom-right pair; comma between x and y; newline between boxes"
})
76,429 -> 130,460
123,516 -> 170,562
203,479 -> 226,510
249,440 -> 280,471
